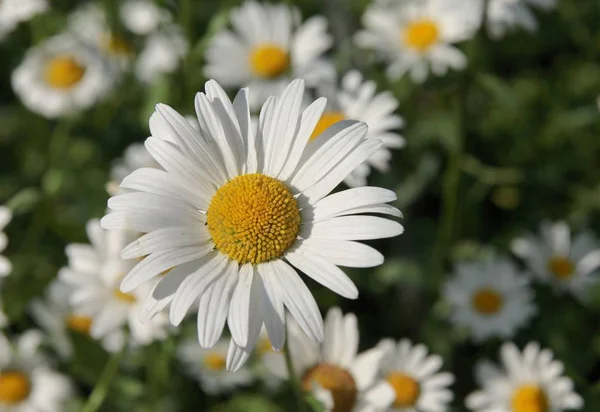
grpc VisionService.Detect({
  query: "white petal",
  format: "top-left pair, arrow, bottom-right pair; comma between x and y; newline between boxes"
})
350,347 -> 383,391
302,216 -> 404,240
227,263 -> 254,347
121,227 -> 211,259
226,340 -> 251,372
294,238 -> 384,268
577,249 -> 600,276
308,187 -> 397,222
257,264 -> 286,351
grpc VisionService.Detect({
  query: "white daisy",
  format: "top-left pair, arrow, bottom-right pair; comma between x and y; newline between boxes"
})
120,0 -> 171,36
313,69 -> 405,187
100,78 -> 404,371
263,307 -> 395,412
355,0 -> 479,83
30,279 -> 125,358
377,339 -> 454,412
0,0 -> 48,42
204,1 -> 333,109
58,220 -> 170,349
0,330 -> 72,411
0,207 -> 12,277
474,0 -> 557,39
135,26 -> 188,83
177,337 -> 253,395
466,342 -> 584,412
11,34 -> 115,118
443,258 -> 537,342
511,221 -> 600,301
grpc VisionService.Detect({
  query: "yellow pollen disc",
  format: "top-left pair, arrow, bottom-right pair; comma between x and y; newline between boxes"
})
387,372 -> 420,407
471,288 -> 503,315
113,289 -> 137,304
207,174 -> 300,265
43,56 -> 86,89
302,363 -> 357,412
403,19 -> 439,51
102,33 -> 133,56
203,352 -> 226,371
0,372 -> 31,405
547,256 -> 574,280
66,314 -> 93,335
249,44 -> 290,78
511,385 -> 549,412
310,112 -> 346,142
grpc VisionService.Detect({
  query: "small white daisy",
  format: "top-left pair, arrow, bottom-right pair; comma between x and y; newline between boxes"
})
101,79 -> 404,371
263,307 -> 395,412
480,0 -> 557,39
466,341 -> 584,412
59,220 -> 170,349
443,258 -> 537,342
313,69 -> 405,187
0,0 -> 48,41
177,337 -> 253,395
377,339 -> 454,412
120,0 -> 171,36
355,0 -> 479,83
0,330 -> 72,411
511,220 -> 600,301
30,279 -> 125,358
204,1 -> 333,109
135,26 -> 188,83
11,34 -> 115,118
0,207 -> 12,277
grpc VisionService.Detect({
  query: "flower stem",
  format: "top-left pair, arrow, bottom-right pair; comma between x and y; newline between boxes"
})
80,345 -> 126,412
284,329 -> 309,412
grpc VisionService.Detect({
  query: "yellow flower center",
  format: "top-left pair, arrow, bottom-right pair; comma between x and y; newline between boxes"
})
203,352 -> 226,371
257,337 -> 276,356
403,19 -> 439,51
511,385 -> 549,412
43,56 -> 86,89
387,372 -> 420,407
302,363 -> 357,412
207,174 -> 300,265
472,288 -> 503,315
547,256 -> 574,280
0,372 -> 31,405
102,33 -> 133,56
113,289 -> 137,304
66,314 -> 93,335
249,44 -> 290,78
310,112 -> 346,142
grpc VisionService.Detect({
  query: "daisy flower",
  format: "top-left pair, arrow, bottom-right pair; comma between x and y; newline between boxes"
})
101,78 -> 404,371
511,221 -> 600,301
377,339 -> 454,411
177,337 -> 253,395
11,34 -> 115,118
443,258 -> 537,342
135,26 -> 188,83
120,0 -> 171,36
355,0 -> 479,83
466,342 -> 584,412
0,0 -> 48,42
313,69 -> 405,187
0,330 -> 72,411
0,207 -> 12,277
204,1 -> 333,109
263,307 -> 395,412
59,220 -> 170,349
481,0 -> 557,39
30,279 -> 125,358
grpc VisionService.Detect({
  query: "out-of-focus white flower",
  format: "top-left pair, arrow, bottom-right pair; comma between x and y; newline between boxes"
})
263,307 -> 395,412
120,0 -> 171,36
30,279 -> 125,358
101,79 -> 404,371
443,258 -> 537,342
466,342 -> 583,412
11,34 -> 115,118
0,0 -> 48,42
377,339 -> 454,411
474,0 -> 557,39
0,330 -> 73,411
355,0 -> 479,83
135,27 -> 188,83
313,70 -> 405,187
59,220 -> 170,350
512,221 -> 600,301
177,337 -> 254,395
204,1 -> 333,109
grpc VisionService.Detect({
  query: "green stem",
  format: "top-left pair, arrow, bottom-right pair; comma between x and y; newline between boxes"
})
80,345 -> 126,412
284,330 -> 309,412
